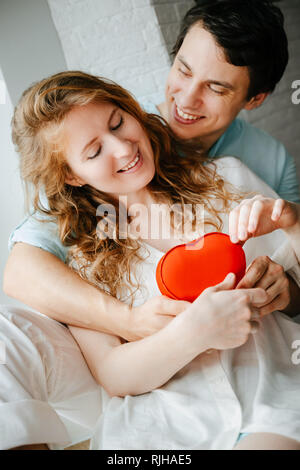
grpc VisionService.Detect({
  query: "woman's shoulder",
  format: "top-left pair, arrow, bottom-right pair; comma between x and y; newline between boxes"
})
211,156 -> 278,198
211,155 -> 254,187
212,155 -> 246,171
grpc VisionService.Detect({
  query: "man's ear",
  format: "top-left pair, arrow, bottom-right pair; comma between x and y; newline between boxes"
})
243,92 -> 269,111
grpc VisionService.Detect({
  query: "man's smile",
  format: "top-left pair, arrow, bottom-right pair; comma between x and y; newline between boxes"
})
174,103 -> 205,125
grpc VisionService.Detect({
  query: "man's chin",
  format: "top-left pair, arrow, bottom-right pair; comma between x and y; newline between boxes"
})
170,122 -> 205,141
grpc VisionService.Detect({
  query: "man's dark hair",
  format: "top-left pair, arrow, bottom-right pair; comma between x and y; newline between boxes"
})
172,0 -> 288,100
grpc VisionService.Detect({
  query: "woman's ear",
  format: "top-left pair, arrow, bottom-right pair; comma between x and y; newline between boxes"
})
243,92 -> 269,111
65,173 -> 85,187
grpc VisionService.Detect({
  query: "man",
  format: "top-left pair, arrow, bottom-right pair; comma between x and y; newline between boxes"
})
145,0 -> 299,203
4,0 -> 300,340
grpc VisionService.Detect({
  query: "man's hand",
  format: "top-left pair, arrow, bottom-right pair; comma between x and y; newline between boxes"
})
236,256 -> 290,316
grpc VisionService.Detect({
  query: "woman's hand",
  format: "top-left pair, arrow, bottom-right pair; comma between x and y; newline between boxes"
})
229,195 -> 299,244
185,273 -> 267,351
236,256 -> 290,316
129,295 -> 191,341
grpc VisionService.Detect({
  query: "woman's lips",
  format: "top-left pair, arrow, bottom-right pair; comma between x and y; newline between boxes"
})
117,151 -> 143,174
174,104 -> 205,125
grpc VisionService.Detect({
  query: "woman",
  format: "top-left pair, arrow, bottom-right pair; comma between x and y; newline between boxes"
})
1,71 -> 300,450
5,0 -> 300,344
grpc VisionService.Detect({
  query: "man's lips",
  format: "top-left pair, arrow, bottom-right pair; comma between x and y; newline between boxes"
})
174,104 -> 205,125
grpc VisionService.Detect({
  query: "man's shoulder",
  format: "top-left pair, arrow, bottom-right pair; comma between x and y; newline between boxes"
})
228,117 -> 284,149
224,118 -> 291,161
213,118 -> 300,203
214,117 -> 290,168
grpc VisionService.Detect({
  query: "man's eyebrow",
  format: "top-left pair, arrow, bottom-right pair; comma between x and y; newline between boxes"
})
81,107 -> 118,156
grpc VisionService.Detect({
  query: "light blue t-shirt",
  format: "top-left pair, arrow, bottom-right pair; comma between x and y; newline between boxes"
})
143,101 -> 300,203
8,99 -> 300,263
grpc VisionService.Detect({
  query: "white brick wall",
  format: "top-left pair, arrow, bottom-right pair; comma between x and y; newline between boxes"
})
152,0 -> 194,55
47,0 -> 194,103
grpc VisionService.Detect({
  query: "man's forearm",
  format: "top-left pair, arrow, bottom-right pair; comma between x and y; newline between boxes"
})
3,242 -> 130,338
282,273 -> 300,318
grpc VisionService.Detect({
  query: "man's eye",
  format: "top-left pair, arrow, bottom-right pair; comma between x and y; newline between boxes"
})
111,116 -> 123,130
209,85 -> 224,95
88,146 -> 101,160
178,68 -> 190,77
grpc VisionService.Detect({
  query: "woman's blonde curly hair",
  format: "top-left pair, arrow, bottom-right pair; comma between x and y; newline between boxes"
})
12,71 -> 243,304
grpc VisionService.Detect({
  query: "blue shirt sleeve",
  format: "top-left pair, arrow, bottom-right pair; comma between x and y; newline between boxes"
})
8,212 -> 69,263
137,98 -> 160,115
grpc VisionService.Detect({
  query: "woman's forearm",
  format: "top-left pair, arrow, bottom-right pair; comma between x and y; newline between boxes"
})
3,242 -> 130,338
70,310 -> 208,397
69,275 -> 260,397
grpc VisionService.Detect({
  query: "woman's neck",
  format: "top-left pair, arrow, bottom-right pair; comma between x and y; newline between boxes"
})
127,188 -> 156,209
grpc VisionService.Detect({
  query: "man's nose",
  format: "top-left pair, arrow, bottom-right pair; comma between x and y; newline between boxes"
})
181,82 -> 203,110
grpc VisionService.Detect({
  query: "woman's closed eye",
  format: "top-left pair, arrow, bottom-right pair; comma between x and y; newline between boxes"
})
88,146 -> 101,160
112,115 -> 124,131
87,115 -> 124,160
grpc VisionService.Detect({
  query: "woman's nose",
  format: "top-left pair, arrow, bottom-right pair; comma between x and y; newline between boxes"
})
105,135 -> 132,160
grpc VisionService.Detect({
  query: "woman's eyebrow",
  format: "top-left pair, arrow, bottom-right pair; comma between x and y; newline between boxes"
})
177,55 -> 192,71
80,107 -> 118,156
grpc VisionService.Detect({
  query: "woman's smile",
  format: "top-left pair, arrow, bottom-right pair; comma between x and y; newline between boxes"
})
117,150 -> 143,174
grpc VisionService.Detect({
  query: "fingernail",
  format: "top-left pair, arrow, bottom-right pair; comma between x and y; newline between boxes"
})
272,212 -> 280,221
239,230 -> 246,239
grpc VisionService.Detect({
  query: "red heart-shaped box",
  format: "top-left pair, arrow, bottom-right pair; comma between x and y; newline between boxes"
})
156,232 -> 246,302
